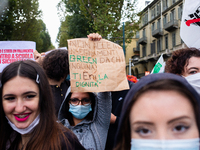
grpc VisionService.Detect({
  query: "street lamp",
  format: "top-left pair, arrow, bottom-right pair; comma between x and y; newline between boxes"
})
129,58 -> 134,75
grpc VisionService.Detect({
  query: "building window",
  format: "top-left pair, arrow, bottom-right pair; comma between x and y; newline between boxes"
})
137,42 -> 140,51
151,7 -> 156,19
136,31 -> 139,38
157,2 -> 161,15
143,28 -> 146,37
172,32 -> 176,47
151,40 -> 156,54
152,22 -> 155,31
178,4 -> 183,20
163,14 -> 168,25
157,19 -> 161,29
157,37 -> 162,53
172,0 -> 176,5
142,13 -> 148,25
170,9 -> 176,21
163,0 -> 168,11
142,45 -> 146,57
165,34 -> 168,49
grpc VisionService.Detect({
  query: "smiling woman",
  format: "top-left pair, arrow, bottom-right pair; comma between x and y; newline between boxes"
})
3,76 -> 40,130
0,60 -> 85,150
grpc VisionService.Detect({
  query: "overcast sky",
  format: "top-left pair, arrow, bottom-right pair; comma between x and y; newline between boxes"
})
39,0 -> 152,48
39,0 -> 60,48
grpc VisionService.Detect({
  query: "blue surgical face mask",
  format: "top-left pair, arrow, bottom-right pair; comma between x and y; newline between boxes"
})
131,138 -> 200,150
69,104 -> 92,119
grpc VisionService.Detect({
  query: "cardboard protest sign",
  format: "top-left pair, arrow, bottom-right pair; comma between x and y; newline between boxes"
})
68,38 -> 129,92
0,41 -> 35,72
180,0 -> 200,48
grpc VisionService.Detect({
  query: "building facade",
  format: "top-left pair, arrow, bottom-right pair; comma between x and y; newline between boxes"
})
129,0 -> 187,78
125,33 -> 139,75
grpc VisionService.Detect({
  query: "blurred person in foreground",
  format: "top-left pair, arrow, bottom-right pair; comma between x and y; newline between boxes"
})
114,73 -> 200,150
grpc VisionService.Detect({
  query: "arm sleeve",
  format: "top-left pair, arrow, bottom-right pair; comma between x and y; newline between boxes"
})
95,92 -> 112,129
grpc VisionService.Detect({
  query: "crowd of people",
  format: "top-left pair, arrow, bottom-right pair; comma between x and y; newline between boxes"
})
1,32 -> 200,150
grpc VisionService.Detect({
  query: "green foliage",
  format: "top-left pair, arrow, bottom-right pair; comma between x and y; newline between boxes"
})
0,0 -> 52,52
0,0 -> 16,40
57,0 -> 95,47
57,0 -> 139,47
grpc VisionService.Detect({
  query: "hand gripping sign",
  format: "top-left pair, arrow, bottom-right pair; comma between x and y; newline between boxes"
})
68,38 -> 130,92
0,41 -> 35,72
180,0 -> 200,48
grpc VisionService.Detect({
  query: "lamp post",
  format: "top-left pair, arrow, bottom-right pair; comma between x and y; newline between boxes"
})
129,58 -> 134,75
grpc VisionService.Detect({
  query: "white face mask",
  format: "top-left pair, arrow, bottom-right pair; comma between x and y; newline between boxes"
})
6,114 -> 40,135
131,138 -> 200,150
184,73 -> 200,95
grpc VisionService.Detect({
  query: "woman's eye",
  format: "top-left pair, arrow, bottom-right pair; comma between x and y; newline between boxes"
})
135,128 -> 152,136
83,99 -> 90,103
4,97 -> 15,101
71,99 -> 78,102
26,95 -> 36,99
189,70 -> 197,74
173,125 -> 189,133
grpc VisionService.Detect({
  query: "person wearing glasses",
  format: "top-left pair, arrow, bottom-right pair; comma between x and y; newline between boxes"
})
58,91 -> 111,150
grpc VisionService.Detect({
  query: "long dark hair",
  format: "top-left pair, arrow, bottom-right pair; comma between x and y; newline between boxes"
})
0,60 -> 71,150
62,92 -> 96,126
114,79 -> 200,150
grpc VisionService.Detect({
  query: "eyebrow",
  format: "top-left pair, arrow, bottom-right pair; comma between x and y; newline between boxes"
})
132,121 -> 154,126
3,91 -> 37,98
167,116 -> 191,124
132,116 -> 190,126
187,67 -> 199,71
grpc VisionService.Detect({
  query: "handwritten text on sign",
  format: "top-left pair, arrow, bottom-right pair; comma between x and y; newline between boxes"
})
68,38 -> 129,92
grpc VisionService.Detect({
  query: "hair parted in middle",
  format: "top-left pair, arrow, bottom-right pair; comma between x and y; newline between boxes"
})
0,60 -> 73,150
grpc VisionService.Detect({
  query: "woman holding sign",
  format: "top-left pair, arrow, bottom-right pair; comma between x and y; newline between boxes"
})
0,60 -> 85,150
58,91 -> 111,150
114,73 -> 200,150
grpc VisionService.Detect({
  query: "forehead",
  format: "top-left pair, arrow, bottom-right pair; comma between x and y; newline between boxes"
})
186,57 -> 200,68
3,76 -> 38,94
130,90 -> 194,122
71,92 -> 90,98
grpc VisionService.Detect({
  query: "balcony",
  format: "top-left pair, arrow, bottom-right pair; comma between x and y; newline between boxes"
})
164,19 -> 178,32
152,28 -> 164,38
138,36 -> 147,45
133,47 -> 139,53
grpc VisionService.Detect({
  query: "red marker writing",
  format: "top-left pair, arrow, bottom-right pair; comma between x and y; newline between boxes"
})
186,18 -> 200,26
